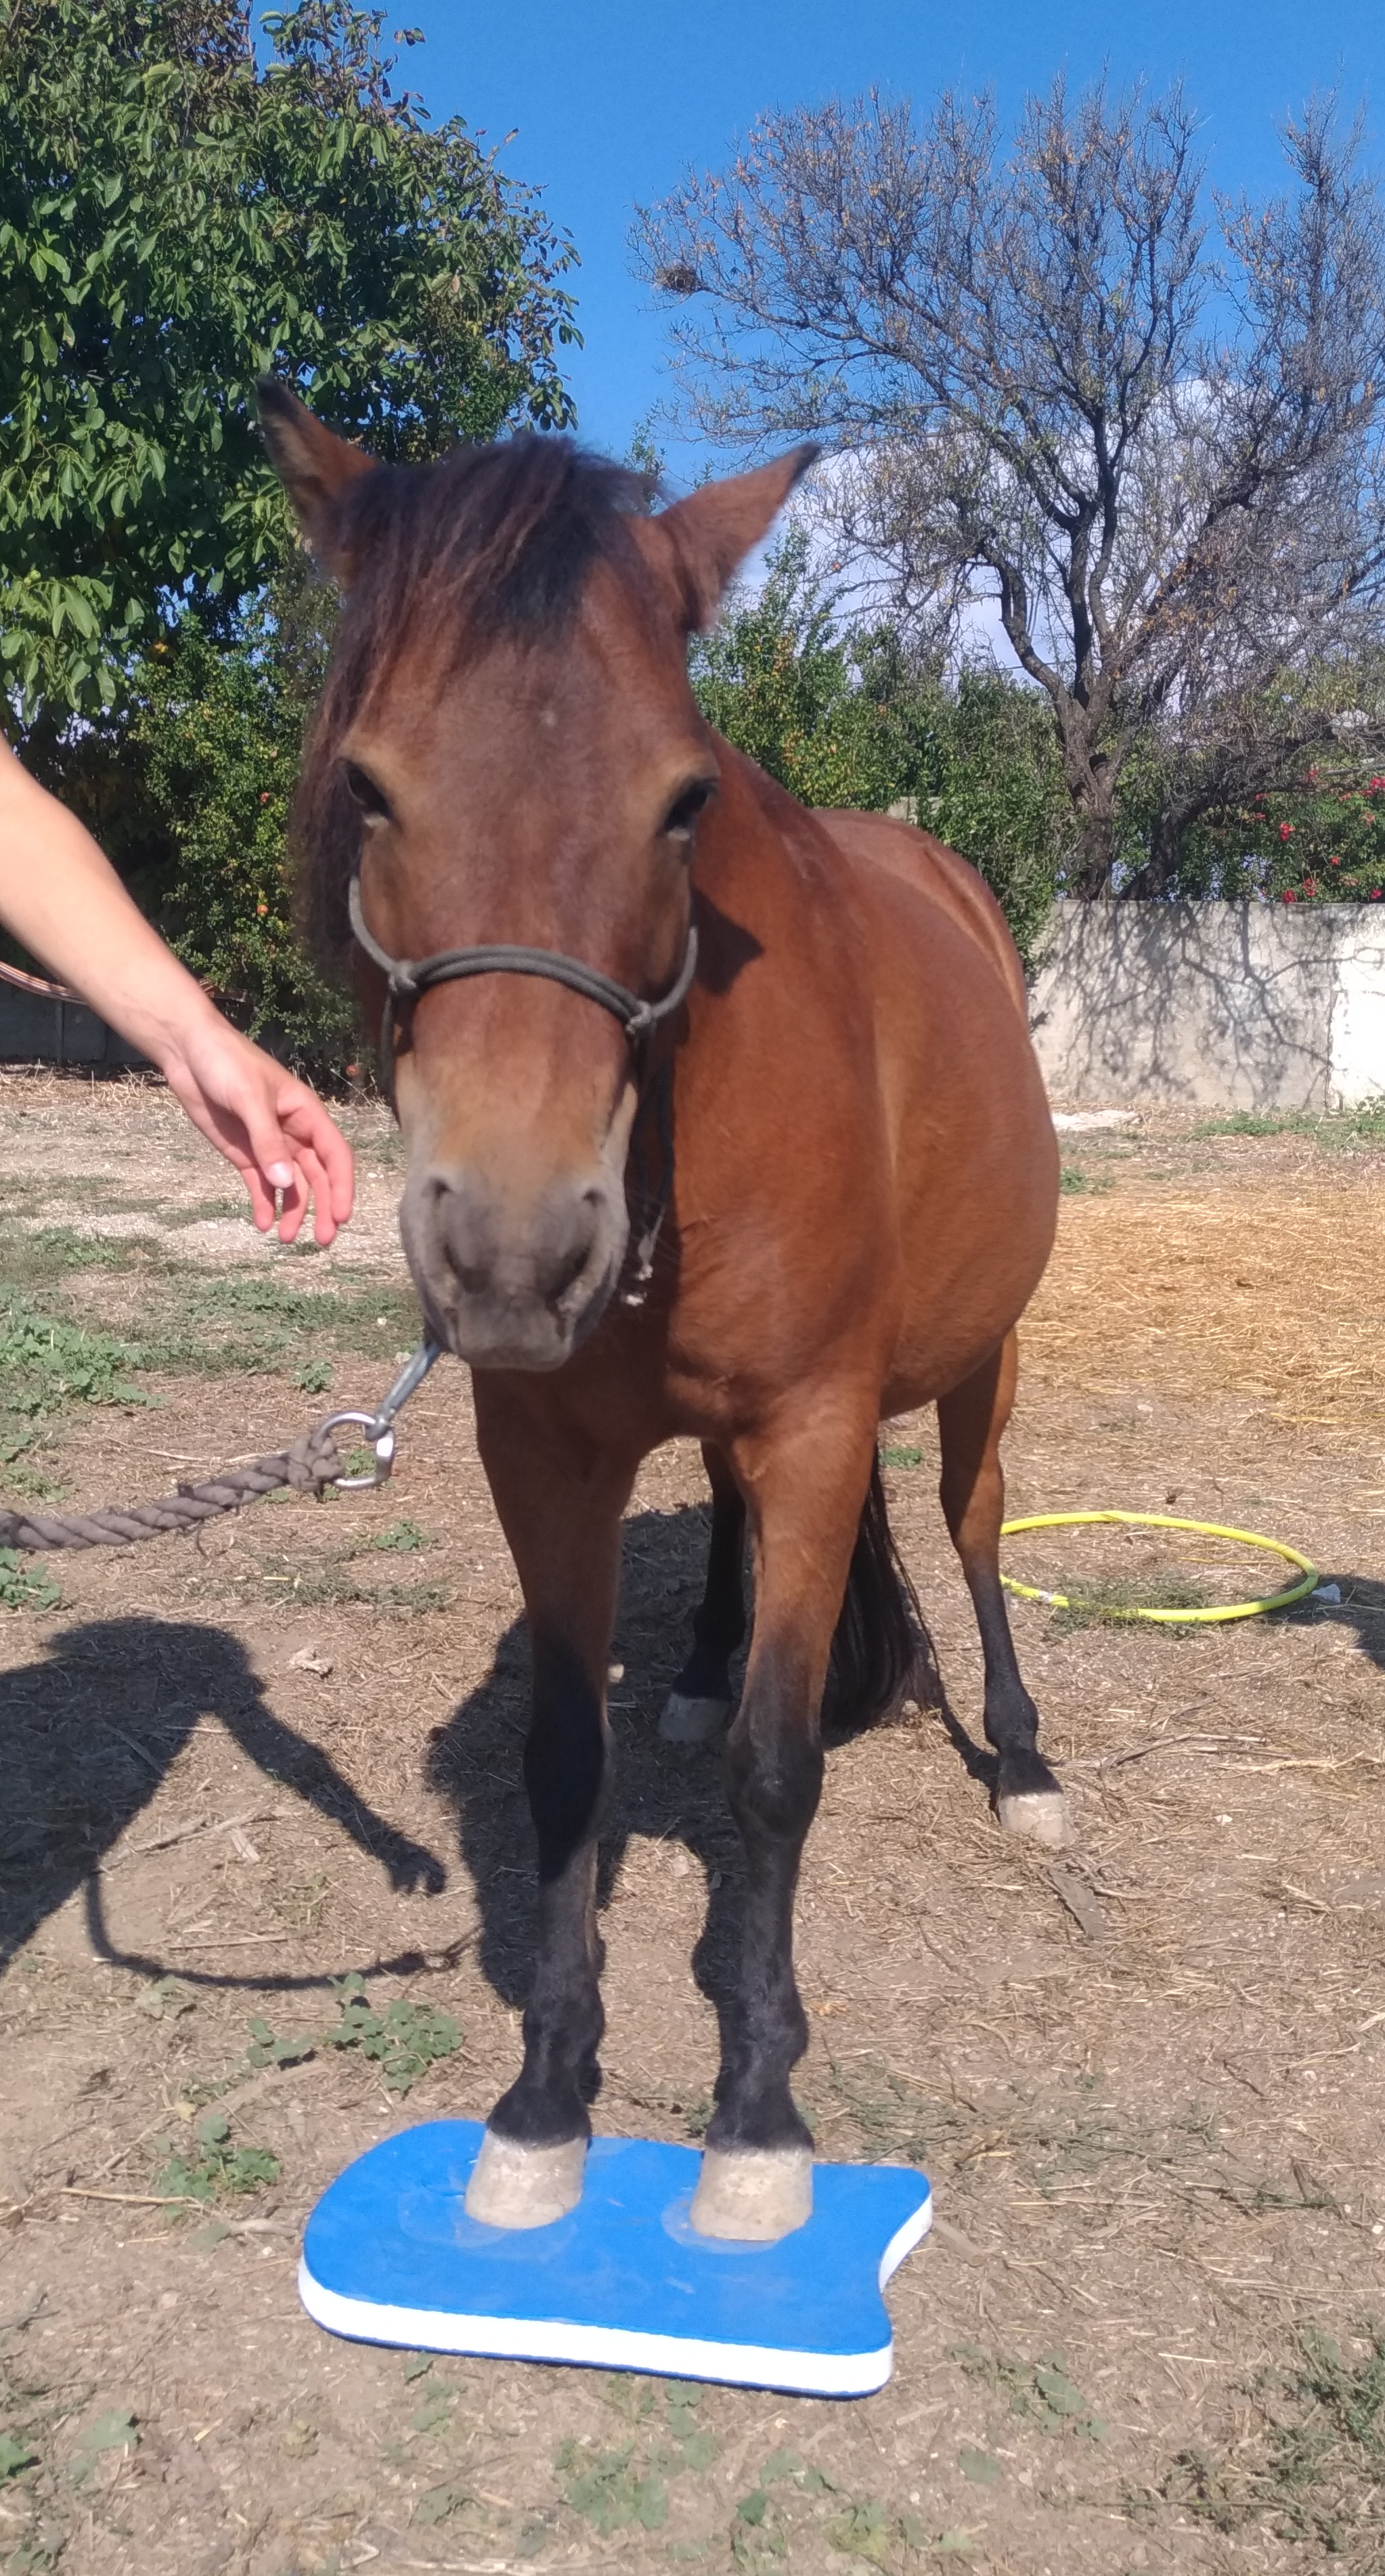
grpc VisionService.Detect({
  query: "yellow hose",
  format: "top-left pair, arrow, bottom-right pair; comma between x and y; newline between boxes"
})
998,1508 -> 1318,1625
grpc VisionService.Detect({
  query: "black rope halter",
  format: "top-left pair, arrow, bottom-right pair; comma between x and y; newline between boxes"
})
347,873 -> 698,1305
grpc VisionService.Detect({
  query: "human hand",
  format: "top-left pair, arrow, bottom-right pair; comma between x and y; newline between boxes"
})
160,1013 -> 355,1246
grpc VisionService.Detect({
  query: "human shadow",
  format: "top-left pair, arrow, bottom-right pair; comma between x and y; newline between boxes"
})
424,1503 -> 973,2097
2,1616 -> 447,1991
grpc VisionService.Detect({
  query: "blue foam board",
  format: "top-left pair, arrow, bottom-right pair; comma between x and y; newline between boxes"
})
299,2120 -> 931,2397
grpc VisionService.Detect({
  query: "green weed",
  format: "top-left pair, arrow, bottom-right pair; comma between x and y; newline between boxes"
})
555,2439 -> 667,2535
1059,1163 -> 1114,1193
292,1357 -> 333,1394
250,1554 -> 448,1614
2,1463 -> 64,1501
414,2480 -> 470,2526
70,2409 -> 137,2463
732,2458 -> 938,2572
1195,1110 -> 1309,1139
0,1307 -> 149,1417
1196,1104 -> 1385,1151
1048,1571 -> 1211,1632
881,1443 -> 923,1469
134,1975 -> 193,2021
244,2015 -> 315,2072
0,1552 -> 61,1613
368,1516 -> 432,1552
321,1979 -> 462,2094
950,2344 -> 1105,2440
0,2435 -> 37,2480
152,2110 -> 280,2204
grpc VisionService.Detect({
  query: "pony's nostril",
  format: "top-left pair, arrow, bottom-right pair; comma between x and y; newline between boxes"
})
544,1238 -> 594,1306
421,1171 -> 607,1313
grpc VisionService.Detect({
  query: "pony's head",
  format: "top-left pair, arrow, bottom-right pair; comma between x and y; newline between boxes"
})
261,382 -> 813,1371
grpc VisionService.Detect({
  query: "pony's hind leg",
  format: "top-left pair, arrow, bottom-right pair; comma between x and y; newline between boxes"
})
464,1384 -> 635,2229
690,1404 -> 877,2242
938,1332 -> 1068,1848
661,1443 -> 747,1745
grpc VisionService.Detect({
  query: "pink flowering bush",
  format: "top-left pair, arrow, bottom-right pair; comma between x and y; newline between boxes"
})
1195,766 -> 1385,904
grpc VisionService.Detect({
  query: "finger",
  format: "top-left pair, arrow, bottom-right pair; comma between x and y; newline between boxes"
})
280,1091 -> 355,1223
274,1162 -> 309,1245
296,1143 -> 338,1246
242,1165 -> 278,1232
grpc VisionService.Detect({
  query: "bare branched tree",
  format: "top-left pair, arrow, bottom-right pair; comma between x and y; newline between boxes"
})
634,83 -> 1385,893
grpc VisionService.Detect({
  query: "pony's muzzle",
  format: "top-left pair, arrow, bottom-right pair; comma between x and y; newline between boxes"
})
401,1163 -> 625,1371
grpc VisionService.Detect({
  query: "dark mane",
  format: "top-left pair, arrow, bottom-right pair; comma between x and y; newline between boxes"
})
294,437 -> 655,975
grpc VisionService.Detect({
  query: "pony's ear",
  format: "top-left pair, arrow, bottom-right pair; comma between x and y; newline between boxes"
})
648,447 -> 820,630
256,378 -> 377,579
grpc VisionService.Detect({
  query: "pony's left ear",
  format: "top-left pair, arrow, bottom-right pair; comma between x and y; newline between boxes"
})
648,447 -> 820,630
257,378 -> 377,580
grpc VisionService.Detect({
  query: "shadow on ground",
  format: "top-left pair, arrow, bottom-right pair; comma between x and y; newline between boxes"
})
1,1615 -> 446,1989
1292,1571 -> 1385,1680
3,1508 -> 983,2037
426,1503 -> 972,2105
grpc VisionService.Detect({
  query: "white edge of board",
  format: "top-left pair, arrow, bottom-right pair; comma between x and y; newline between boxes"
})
299,2185 -> 931,2399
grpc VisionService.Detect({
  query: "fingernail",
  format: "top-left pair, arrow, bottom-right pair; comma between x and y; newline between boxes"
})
267,1162 -> 294,1188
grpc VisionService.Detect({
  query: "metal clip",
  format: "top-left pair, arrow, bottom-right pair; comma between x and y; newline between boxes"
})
318,1338 -> 444,1492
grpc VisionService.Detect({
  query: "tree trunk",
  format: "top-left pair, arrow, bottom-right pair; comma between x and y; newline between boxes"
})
1064,779 -> 1122,897
1052,703 -> 1120,898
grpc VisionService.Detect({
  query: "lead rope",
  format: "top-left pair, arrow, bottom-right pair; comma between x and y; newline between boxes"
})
0,1340 -> 443,1554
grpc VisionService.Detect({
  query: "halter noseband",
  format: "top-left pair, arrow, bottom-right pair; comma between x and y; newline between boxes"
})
347,872 -> 699,1306
347,873 -> 699,1080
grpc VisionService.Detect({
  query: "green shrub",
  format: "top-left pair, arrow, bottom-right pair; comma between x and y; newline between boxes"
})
691,530 -> 1069,966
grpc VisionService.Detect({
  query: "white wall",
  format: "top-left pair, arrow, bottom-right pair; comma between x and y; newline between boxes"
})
1029,902 -> 1385,1112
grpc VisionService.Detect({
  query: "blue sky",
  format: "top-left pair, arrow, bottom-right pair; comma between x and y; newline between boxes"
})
405,0 -> 1385,483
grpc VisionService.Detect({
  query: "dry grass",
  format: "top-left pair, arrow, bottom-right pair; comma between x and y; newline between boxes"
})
1027,1166 -> 1385,1428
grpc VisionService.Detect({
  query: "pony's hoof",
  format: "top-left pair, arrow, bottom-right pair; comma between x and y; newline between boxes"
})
688,2147 -> 813,2242
464,2131 -> 586,2229
659,1691 -> 731,1745
996,1788 -> 1070,1848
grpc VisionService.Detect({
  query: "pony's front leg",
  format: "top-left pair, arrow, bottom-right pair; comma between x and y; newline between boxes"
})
691,1405 -> 876,2243
464,1384 -> 635,2230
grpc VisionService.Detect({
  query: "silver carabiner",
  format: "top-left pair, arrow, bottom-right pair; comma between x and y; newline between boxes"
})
317,1338 -> 445,1491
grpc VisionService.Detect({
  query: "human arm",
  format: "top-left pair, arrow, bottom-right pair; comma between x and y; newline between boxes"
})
0,738 -> 354,1244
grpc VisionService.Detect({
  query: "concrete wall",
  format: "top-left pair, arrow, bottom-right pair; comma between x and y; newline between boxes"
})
1029,901 -> 1385,1111
0,978 -> 146,1068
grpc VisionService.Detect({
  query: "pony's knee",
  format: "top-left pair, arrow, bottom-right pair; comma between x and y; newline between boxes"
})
725,1712 -> 823,1846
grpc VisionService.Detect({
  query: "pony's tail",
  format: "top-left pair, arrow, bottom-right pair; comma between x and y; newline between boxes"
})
825,1456 -> 931,1734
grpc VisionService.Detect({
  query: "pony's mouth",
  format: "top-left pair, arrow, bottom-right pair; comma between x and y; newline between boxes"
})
399,1165 -> 630,1374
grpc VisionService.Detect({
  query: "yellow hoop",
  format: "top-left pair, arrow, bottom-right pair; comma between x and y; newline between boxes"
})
998,1509 -> 1319,1625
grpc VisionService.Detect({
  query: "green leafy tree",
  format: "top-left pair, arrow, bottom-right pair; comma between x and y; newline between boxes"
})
123,561 -> 354,1060
0,0 -> 579,721
692,531 -> 1069,965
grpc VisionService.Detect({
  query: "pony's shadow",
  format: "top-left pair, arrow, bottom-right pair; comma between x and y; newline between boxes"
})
1,1617 -> 447,1990
425,1504 -> 971,2073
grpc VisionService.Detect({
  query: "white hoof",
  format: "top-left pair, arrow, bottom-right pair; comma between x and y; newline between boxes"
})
997,1789 -> 1070,1849
659,1691 -> 731,1745
688,2146 -> 813,2242
464,2130 -> 586,2229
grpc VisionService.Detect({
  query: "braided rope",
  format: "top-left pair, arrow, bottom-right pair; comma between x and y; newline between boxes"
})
0,1422 -> 348,1553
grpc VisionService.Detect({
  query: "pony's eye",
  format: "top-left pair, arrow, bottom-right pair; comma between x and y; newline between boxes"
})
663,779 -> 716,842
343,760 -> 392,823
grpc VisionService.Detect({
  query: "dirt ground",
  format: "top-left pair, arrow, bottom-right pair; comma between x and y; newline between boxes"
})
1,1074 -> 1384,2576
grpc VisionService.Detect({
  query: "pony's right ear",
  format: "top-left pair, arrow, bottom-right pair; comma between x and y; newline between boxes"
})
256,378 -> 377,579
